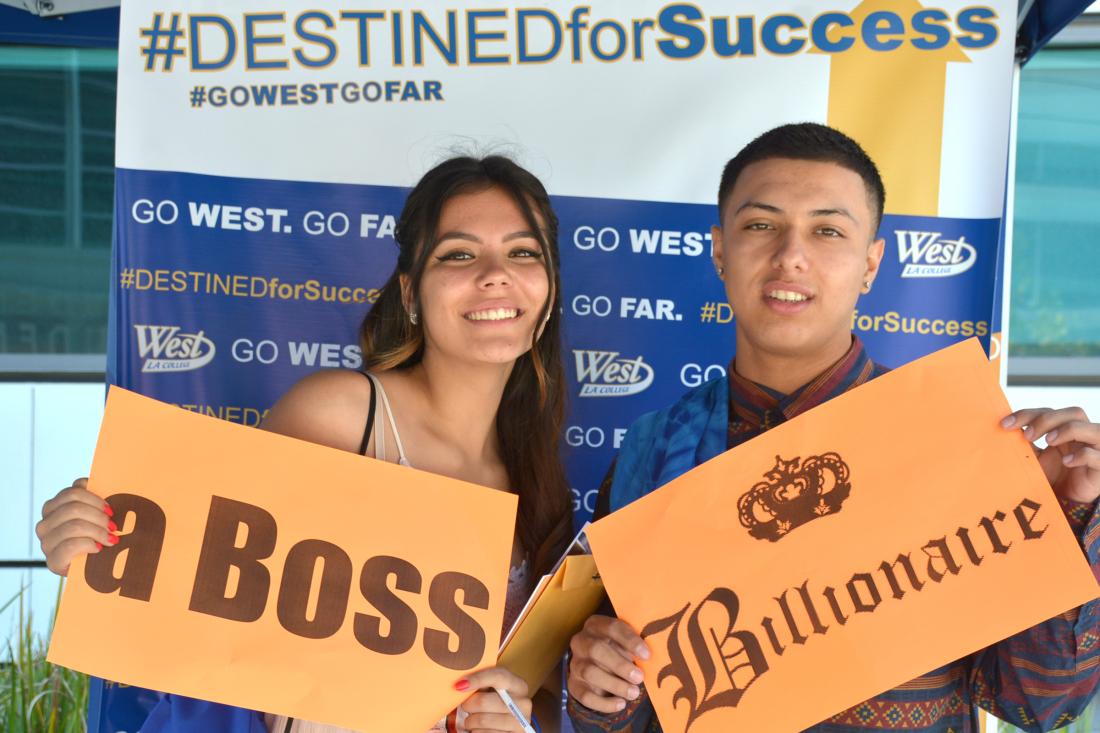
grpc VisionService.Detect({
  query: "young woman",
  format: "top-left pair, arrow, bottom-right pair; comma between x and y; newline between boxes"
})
36,155 -> 574,732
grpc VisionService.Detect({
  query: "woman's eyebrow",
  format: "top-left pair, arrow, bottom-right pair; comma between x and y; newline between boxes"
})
435,230 -> 480,244
435,230 -> 539,244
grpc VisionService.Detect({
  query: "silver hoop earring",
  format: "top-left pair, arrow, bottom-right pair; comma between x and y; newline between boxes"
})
409,310 -> 418,325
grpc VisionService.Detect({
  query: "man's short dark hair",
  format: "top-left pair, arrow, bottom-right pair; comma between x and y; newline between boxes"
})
717,122 -> 886,232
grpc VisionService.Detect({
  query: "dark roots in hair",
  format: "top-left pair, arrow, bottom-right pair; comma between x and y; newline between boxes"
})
717,122 -> 886,232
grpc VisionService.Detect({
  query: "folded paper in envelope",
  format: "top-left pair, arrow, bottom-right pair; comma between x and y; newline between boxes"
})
586,339 -> 1100,733
498,551 -> 606,692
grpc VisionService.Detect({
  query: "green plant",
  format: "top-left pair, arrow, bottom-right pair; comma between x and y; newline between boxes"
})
1,581 -> 88,733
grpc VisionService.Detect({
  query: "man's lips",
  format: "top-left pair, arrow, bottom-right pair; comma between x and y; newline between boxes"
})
763,282 -> 813,303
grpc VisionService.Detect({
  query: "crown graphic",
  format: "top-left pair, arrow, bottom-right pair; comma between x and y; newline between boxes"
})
737,452 -> 851,542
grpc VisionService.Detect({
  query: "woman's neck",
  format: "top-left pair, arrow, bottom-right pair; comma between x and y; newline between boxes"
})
402,353 -> 513,466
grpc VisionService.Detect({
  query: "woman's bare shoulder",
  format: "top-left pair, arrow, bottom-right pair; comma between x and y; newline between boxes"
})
260,369 -> 373,453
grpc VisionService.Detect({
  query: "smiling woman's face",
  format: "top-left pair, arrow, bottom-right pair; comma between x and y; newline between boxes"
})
711,157 -> 885,364
411,186 -> 552,367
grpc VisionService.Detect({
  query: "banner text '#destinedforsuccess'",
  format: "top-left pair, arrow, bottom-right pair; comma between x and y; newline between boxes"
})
140,5 -> 1001,72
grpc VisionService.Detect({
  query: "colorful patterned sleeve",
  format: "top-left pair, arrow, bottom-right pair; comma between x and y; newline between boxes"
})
568,460 -> 662,732
566,691 -> 660,733
972,497 -> 1100,732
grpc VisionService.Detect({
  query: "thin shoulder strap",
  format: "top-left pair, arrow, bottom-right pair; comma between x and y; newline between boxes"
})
358,371 -> 378,456
365,373 -> 411,466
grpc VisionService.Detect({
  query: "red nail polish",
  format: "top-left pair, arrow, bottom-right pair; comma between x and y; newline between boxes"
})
453,679 -> 470,691
108,534 -> 119,545
104,504 -> 114,517
108,520 -> 118,532
95,542 -> 103,551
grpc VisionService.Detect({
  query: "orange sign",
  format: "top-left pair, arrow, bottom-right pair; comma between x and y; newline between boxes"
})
48,387 -> 517,732
586,339 -> 1099,733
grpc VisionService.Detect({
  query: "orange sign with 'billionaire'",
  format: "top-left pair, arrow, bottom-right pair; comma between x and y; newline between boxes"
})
586,339 -> 1099,733
48,387 -> 517,732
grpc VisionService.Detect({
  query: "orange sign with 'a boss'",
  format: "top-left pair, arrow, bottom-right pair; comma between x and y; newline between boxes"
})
48,387 -> 517,732
586,339 -> 1099,733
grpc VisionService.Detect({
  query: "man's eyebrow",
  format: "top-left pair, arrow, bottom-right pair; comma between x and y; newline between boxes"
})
811,207 -> 858,223
734,201 -> 782,215
733,202 -> 860,225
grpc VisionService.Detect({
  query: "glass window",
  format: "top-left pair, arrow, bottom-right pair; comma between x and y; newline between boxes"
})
1009,46 -> 1100,381
0,47 -> 116,367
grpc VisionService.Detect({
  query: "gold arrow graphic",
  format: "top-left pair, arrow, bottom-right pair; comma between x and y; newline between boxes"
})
820,0 -> 971,217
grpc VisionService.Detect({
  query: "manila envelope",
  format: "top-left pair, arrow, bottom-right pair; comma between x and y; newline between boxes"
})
586,339 -> 1100,733
497,552 -> 605,692
48,387 -> 517,732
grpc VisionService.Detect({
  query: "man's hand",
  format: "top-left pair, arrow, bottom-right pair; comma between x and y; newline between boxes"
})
1003,407 -> 1100,504
567,614 -> 650,713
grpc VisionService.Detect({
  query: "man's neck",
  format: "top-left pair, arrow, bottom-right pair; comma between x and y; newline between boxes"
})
733,332 -> 854,395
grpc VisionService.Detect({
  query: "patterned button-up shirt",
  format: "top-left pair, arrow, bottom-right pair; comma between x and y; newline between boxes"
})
572,338 -> 1100,733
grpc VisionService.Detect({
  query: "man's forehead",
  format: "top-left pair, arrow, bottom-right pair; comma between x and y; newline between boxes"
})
726,158 -> 872,216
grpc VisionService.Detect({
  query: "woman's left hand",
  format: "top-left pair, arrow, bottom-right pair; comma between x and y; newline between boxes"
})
1003,406 -> 1100,504
455,666 -> 533,733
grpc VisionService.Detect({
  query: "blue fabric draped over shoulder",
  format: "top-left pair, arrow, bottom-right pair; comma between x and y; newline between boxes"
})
140,696 -> 266,733
608,376 -> 729,513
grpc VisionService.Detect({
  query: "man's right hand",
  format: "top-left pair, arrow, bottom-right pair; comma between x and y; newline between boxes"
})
567,614 -> 651,713
35,478 -> 116,576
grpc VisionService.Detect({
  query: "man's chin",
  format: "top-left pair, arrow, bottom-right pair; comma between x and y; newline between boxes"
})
740,327 -> 839,361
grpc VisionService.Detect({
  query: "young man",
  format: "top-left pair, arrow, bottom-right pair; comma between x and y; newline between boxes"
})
566,123 -> 1100,732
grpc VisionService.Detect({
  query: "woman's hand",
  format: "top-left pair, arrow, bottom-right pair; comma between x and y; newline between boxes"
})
1003,407 -> 1100,504
455,666 -> 533,732
35,478 -> 116,576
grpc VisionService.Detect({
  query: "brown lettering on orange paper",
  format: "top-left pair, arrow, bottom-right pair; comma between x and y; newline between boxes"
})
189,496 -> 277,622
354,555 -> 420,655
277,540 -> 353,639
424,571 -> 489,670
84,493 -> 166,602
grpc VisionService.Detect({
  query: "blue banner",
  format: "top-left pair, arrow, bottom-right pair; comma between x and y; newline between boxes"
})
96,0 -> 1020,729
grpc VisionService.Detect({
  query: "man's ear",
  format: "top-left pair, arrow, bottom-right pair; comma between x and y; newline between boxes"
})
864,237 -> 886,288
711,225 -> 725,279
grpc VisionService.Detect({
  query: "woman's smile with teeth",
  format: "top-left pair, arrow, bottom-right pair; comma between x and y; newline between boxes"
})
465,307 -> 520,321
767,290 -> 810,302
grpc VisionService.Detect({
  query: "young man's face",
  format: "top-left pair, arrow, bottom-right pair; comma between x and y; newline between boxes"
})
711,157 -> 885,364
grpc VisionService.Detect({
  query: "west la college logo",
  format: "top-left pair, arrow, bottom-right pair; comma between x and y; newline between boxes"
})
895,230 -> 977,278
573,350 -> 654,397
134,325 -> 216,373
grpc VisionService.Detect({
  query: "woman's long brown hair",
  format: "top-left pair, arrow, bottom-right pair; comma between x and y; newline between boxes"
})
359,156 -> 572,585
